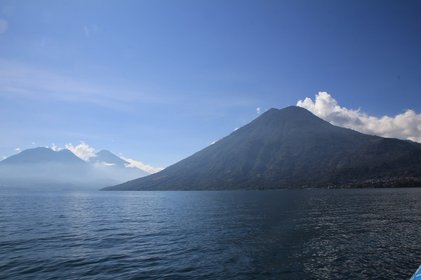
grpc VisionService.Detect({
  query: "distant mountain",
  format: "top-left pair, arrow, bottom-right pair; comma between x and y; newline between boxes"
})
1,147 -> 85,165
104,106 -> 421,191
88,149 -> 149,182
0,147 -> 93,190
90,150 -> 129,168
0,148 -> 149,190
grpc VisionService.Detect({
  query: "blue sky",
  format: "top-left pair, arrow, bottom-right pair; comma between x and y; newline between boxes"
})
1,0 -> 421,167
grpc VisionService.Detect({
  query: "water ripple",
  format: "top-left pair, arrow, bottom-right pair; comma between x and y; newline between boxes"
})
1,189 -> 421,279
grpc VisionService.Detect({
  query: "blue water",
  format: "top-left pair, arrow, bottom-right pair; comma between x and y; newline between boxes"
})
1,189 -> 421,279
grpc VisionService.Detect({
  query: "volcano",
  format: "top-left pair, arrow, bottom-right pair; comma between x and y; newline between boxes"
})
103,106 -> 421,190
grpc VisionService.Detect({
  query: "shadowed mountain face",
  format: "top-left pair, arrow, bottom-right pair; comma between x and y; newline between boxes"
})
104,106 -> 421,191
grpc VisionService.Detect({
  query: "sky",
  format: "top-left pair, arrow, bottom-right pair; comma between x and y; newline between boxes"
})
1,0 -> 421,168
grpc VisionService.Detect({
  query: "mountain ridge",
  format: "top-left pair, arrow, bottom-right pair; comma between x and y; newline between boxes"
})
0,147 -> 86,165
103,106 -> 421,191
0,147 -> 149,190
90,149 -> 130,168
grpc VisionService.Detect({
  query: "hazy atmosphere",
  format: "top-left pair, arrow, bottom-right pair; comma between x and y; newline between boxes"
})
2,1 -> 421,279
1,0 -> 421,168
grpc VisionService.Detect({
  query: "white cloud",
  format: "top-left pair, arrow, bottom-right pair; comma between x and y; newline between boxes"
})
100,161 -> 115,167
122,157 -> 163,174
0,59 -> 173,111
49,143 -> 61,151
64,142 -> 161,172
256,107 -> 261,114
65,142 -> 96,161
0,19 -> 8,34
297,92 -> 421,143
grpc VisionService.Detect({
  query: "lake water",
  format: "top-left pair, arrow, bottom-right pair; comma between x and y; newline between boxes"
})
1,189 -> 421,279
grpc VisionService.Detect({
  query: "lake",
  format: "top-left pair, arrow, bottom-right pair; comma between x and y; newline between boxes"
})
1,189 -> 421,279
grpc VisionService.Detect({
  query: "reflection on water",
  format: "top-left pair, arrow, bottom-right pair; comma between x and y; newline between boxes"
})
1,189 -> 421,279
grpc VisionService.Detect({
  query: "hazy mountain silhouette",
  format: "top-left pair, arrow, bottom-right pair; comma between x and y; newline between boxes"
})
0,147 -> 93,190
90,150 -> 128,168
89,149 -> 149,181
104,106 -> 421,191
1,147 -> 85,165
0,147 -> 149,190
